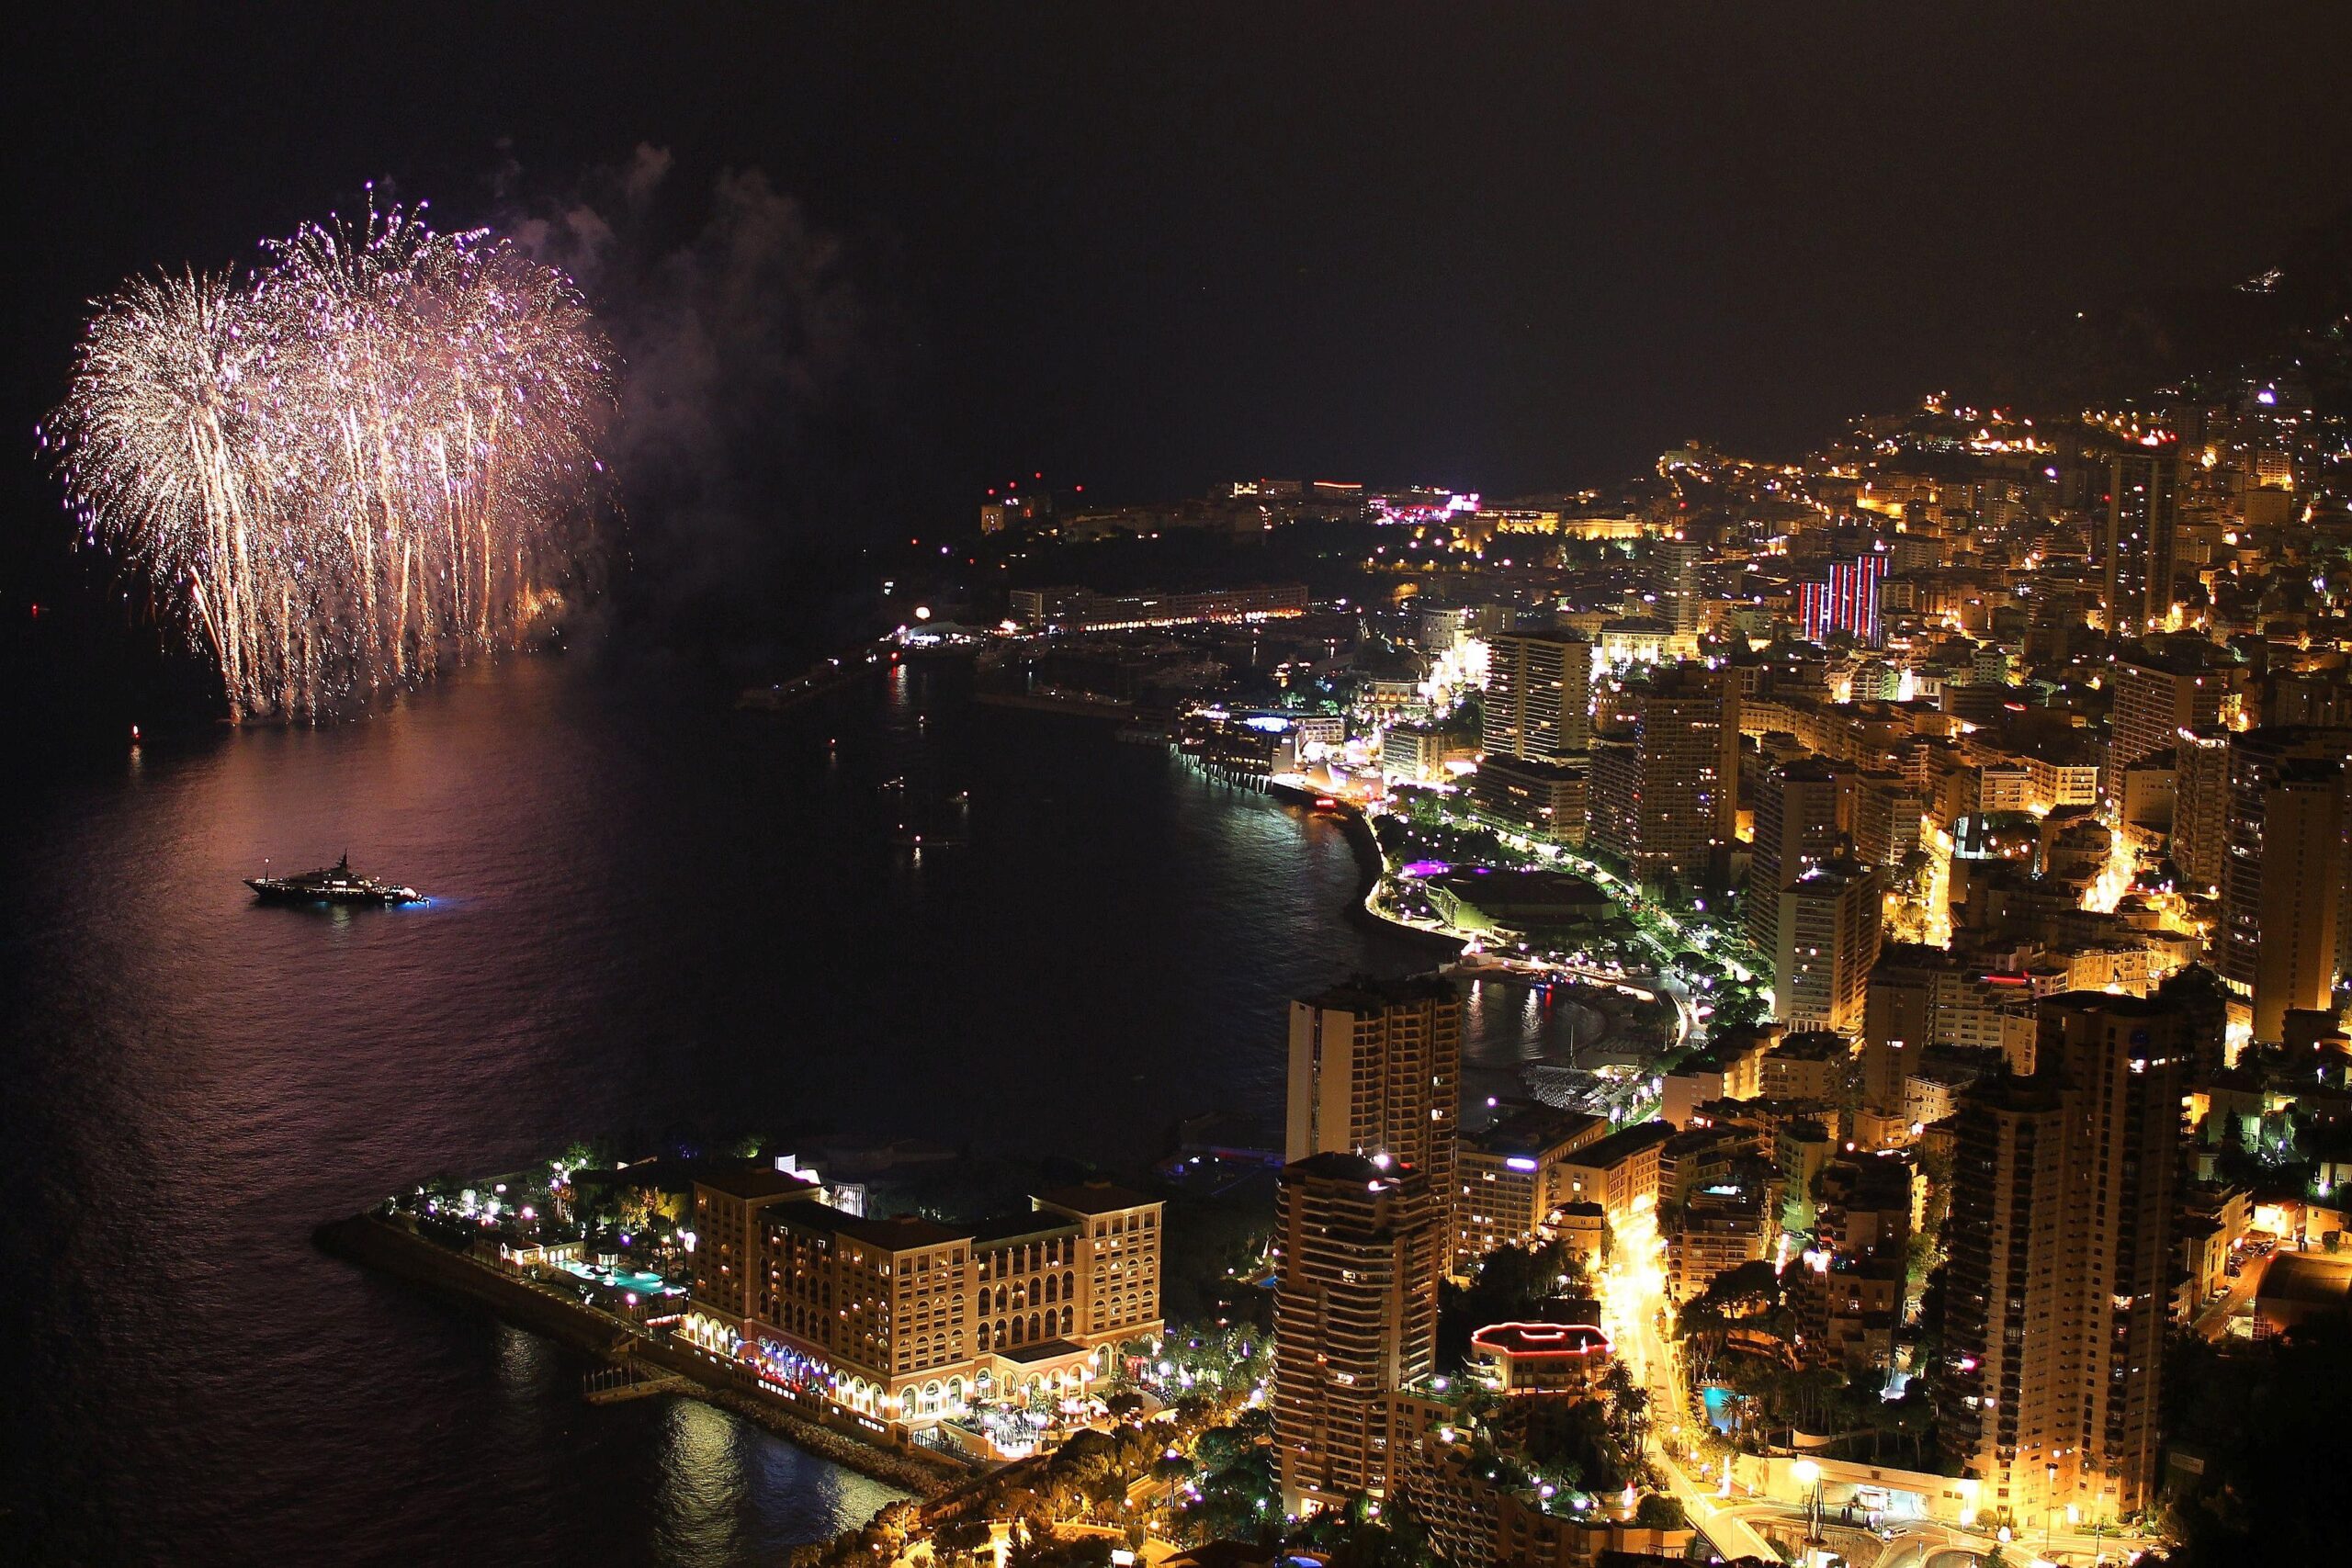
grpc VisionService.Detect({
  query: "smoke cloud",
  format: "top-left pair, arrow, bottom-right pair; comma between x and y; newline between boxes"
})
499,143 -> 903,671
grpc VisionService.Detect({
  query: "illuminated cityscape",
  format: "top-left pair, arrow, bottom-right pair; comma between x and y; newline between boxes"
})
14,11 -> 2352,1568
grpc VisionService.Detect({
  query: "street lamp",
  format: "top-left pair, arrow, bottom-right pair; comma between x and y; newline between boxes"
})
1792,1458 -> 1823,1545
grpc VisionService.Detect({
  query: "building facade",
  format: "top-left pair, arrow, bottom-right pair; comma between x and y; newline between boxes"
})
1936,994 -> 2189,1523
1483,633 -> 1593,761
1273,1154 -> 1442,1515
1775,858 -> 1883,1035
1286,975 -> 1463,1205
684,1176 -> 1163,1427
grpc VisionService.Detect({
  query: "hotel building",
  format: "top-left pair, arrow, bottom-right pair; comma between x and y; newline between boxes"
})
684,1169 -> 1162,1427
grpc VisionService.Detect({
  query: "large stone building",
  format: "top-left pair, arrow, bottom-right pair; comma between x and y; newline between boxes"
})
684,1171 -> 1162,1427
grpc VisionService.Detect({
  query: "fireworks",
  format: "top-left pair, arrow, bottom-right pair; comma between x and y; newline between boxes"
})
42,197 -> 615,720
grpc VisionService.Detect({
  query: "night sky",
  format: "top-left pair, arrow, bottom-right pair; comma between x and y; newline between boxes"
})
10,4 -> 2352,682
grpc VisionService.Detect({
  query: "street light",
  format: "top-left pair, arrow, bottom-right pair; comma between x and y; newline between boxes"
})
1792,1459 -> 1824,1554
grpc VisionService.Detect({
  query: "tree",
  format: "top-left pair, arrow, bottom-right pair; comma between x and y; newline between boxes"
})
933,1519 -> 995,1568
2156,1317 -> 2352,1566
1633,1493 -> 1688,1529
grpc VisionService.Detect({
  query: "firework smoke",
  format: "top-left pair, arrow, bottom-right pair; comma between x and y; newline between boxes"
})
42,197 -> 616,721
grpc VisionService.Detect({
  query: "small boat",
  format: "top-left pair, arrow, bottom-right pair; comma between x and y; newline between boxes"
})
246,853 -> 427,907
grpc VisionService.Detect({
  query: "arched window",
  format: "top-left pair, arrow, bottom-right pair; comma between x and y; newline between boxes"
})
1061,1269 -> 1075,1301
1029,1312 -> 1043,1342
1044,1275 -> 1057,1303
1059,1305 -> 1073,1336
994,1285 -> 1007,1313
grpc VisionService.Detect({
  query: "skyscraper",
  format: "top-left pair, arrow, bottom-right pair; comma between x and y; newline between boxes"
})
1655,536 -> 1705,646
2221,726 -> 2352,1040
2169,724 -> 2231,896
2109,639 -> 2227,779
2252,757 -> 2346,1043
1774,857 -> 1882,1036
1747,755 -> 1857,961
1799,552 -> 1890,647
1482,633 -> 1593,761
1286,976 -> 1463,1202
1938,993 -> 2189,1523
1587,660 -> 1740,876
2099,446 -> 2180,638
1273,1153 -> 1442,1515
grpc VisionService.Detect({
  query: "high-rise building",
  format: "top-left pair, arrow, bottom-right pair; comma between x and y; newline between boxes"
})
1937,993 -> 2189,1523
1860,946 -> 2041,1129
1747,756 -> 1857,960
1774,857 -> 1883,1035
2109,640 -> 2228,779
1468,755 -> 1588,845
1799,552 -> 1890,647
1655,537 -> 1705,644
2099,447 -> 2180,637
2221,726 -> 2352,1039
1274,1153 -> 1442,1515
2252,758 -> 2346,1043
1851,770 -> 1925,870
1587,661 -> 1740,876
1482,633 -> 1593,761
2170,724 -> 2232,895
1286,976 -> 1462,1203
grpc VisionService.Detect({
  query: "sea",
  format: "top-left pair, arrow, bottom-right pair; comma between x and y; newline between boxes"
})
0,655 -> 1594,1565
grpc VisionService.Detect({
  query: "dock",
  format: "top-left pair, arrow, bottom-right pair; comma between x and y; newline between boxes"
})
583,1364 -> 690,1404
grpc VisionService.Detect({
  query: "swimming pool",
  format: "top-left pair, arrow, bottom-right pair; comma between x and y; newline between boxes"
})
1702,1385 -> 1736,1431
557,1259 -> 679,1295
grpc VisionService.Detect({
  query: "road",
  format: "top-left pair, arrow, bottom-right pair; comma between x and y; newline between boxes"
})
1606,1269 -> 2156,1568
1602,1261 -> 1780,1564
2191,1253 -> 2269,1341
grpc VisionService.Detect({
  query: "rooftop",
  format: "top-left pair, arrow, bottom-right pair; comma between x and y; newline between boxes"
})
694,1163 -> 827,1203
1034,1179 -> 1158,1216
1470,1321 -> 1611,1359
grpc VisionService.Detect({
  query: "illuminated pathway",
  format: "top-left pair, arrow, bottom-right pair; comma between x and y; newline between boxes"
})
1597,1198 -> 1780,1563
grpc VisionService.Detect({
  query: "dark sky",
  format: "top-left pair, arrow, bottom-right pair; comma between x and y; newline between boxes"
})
14,3 -> 2352,517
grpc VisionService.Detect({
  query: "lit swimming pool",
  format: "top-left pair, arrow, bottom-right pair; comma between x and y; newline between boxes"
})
1702,1385 -> 1736,1432
557,1259 -> 679,1295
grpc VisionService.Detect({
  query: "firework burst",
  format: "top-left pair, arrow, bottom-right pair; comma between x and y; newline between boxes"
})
42,196 -> 616,721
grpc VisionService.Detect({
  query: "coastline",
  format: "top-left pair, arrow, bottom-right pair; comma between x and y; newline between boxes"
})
315,739 -> 1448,1502
314,1212 -> 956,1497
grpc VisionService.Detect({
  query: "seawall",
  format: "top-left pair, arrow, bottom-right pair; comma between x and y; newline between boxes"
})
315,1212 -> 957,1496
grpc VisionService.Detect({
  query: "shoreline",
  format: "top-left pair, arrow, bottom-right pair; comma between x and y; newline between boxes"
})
314,1212 -> 958,1497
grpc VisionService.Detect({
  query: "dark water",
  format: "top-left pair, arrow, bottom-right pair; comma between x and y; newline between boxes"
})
0,657 -> 1585,1565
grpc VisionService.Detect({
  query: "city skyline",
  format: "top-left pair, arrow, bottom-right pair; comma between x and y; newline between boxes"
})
16,8 -> 2352,1567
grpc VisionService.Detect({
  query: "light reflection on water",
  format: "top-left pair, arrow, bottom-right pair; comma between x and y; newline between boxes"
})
1,657 -> 1576,1565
